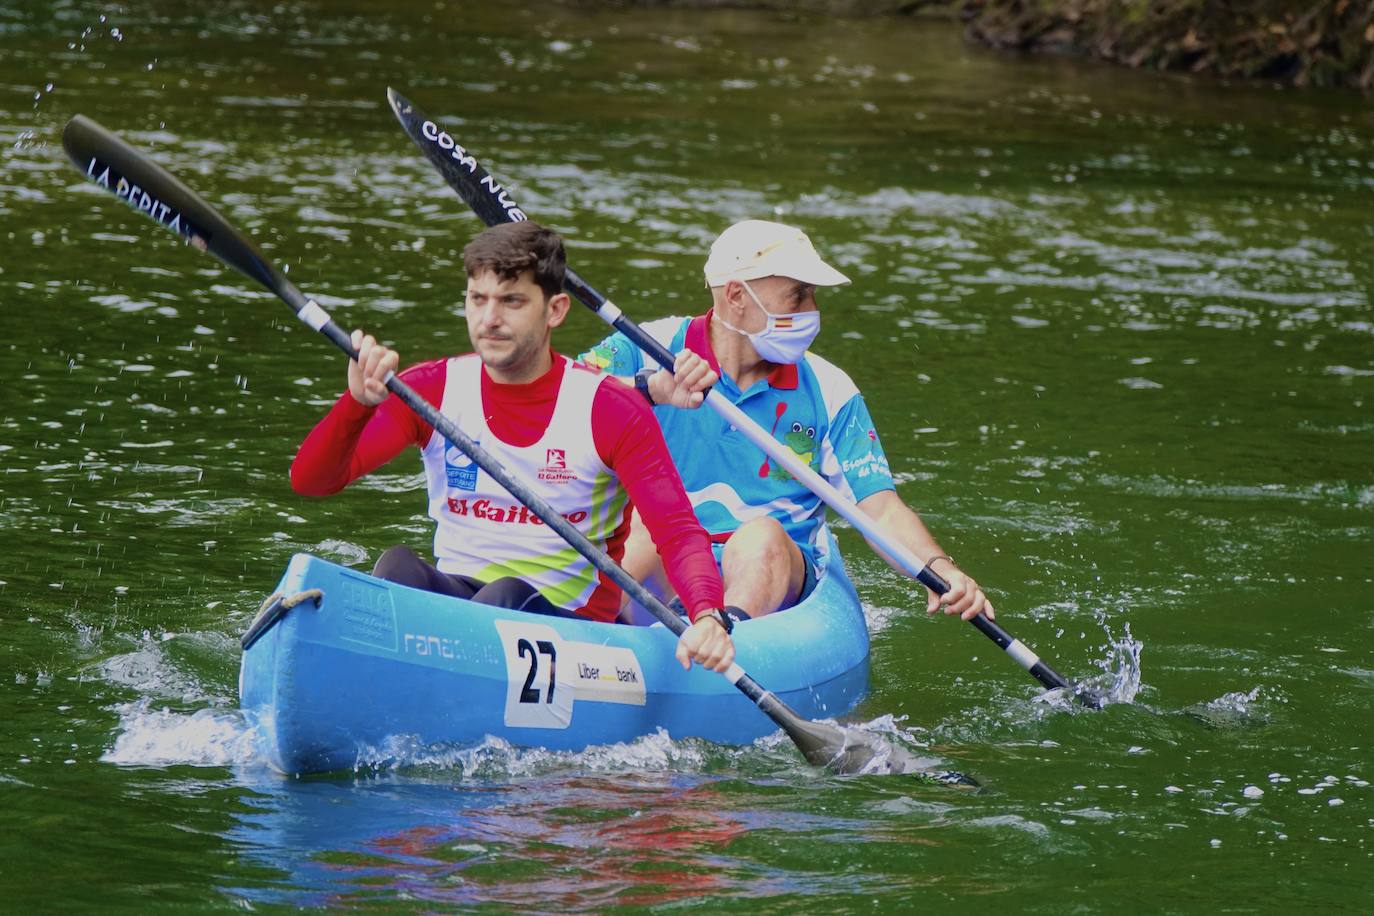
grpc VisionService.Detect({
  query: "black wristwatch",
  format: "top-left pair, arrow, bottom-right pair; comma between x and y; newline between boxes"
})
700,608 -> 733,634
633,367 -> 656,406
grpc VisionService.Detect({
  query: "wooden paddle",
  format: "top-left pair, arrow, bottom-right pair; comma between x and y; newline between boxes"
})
385,87 -> 1105,710
60,112 -> 960,776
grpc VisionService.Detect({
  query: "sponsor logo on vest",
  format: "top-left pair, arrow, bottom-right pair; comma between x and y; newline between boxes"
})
447,497 -> 587,526
538,447 -> 577,484
445,444 -> 479,490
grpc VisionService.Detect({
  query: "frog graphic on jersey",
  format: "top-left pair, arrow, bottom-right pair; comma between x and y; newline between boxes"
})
581,340 -> 621,373
770,421 -> 818,481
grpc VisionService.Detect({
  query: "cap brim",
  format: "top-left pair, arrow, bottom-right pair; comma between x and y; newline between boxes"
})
770,255 -> 850,287
706,256 -> 850,288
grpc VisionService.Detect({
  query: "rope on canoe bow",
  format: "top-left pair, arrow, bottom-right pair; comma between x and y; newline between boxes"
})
240,588 -> 324,652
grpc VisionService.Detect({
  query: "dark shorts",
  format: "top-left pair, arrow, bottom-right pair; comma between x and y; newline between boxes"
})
668,557 -> 818,624
709,541 -> 820,607
797,555 -> 819,603
371,545 -> 583,620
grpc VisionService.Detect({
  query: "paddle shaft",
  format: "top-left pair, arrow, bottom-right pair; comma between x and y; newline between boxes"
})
386,90 -> 1084,700
60,113 -> 845,751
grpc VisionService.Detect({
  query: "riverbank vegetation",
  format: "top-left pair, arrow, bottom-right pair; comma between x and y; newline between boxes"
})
593,1 -> 1373,89
957,0 -> 1374,90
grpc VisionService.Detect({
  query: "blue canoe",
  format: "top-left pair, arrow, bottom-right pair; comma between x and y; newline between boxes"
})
239,534 -> 870,775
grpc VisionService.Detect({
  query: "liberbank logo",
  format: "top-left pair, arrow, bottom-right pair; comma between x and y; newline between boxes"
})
538,448 -> 577,484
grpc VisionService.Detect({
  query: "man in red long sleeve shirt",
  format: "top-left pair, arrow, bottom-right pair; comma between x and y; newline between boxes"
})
291,221 -> 735,673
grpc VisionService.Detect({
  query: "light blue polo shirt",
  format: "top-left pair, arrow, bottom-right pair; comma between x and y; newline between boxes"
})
580,311 -> 894,568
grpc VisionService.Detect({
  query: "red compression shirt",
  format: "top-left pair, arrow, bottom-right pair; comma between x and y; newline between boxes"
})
290,352 -> 724,621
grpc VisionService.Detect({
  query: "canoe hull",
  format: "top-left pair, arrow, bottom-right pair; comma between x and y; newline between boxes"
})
239,544 -> 869,775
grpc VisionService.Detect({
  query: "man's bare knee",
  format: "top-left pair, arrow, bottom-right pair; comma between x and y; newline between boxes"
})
727,516 -> 789,552
721,518 -> 805,615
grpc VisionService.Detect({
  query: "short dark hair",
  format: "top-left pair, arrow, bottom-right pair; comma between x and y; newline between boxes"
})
462,221 -> 566,300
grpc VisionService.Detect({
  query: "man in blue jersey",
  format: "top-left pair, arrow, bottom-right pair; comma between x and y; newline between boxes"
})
582,219 -> 993,622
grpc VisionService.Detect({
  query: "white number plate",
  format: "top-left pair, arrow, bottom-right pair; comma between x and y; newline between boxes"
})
494,620 -> 646,730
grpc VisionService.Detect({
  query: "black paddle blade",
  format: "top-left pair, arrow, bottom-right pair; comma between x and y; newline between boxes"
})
1074,686 -> 1108,710
1031,683 -> 1111,712
61,115 -> 302,308
911,769 -> 982,789
762,695 -> 974,782
388,88 -> 623,319
386,87 -> 526,230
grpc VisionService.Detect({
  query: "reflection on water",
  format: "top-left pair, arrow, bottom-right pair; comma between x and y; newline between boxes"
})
231,775 -> 763,908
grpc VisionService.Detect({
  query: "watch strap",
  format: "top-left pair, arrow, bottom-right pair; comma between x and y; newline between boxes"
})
633,367 -> 655,406
702,608 -> 733,634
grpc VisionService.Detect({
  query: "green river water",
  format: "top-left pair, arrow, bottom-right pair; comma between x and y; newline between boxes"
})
2,0 -> 1372,910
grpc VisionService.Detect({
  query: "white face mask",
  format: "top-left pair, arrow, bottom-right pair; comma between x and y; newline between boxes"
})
717,280 -> 821,365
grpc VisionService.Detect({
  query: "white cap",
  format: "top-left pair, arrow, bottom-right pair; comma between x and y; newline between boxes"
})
703,219 -> 850,288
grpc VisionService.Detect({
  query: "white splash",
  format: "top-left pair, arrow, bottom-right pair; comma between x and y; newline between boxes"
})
1093,622 -> 1144,704
1204,687 -> 1265,714
103,699 -> 262,767
1033,621 -> 1143,708
1183,686 -> 1282,730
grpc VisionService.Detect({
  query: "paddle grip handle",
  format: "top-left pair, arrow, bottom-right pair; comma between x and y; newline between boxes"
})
905,564 -> 1087,701
318,319 -> 360,360
967,613 -> 1080,696
919,568 -> 951,596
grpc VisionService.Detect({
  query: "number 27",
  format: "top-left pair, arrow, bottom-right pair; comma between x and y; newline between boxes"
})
517,638 -> 557,704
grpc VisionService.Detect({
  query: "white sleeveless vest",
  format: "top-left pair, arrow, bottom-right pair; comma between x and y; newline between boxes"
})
419,354 -> 630,616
